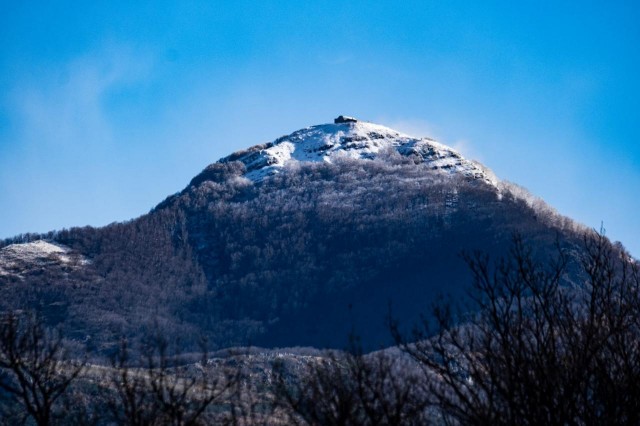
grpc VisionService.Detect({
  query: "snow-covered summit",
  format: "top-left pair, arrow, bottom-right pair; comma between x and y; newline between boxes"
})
220,118 -> 497,185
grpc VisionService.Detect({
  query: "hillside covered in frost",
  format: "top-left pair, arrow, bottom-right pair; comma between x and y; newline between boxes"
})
0,118 -> 588,354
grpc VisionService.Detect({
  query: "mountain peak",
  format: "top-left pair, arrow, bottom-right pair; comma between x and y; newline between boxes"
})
220,118 -> 497,185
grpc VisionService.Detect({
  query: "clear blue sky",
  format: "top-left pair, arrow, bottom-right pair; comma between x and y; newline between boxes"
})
1,1 -> 639,256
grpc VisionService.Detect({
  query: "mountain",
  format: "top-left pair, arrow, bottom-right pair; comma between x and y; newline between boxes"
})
0,117 -> 589,354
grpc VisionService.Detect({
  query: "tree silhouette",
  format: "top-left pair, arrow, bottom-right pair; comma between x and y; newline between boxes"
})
104,333 -> 235,426
0,312 -> 84,426
392,231 -> 640,425
274,341 -> 429,426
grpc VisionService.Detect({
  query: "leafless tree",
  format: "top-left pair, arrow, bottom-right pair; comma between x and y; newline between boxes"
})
0,312 -> 84,426
223,354 -> 280,426
274,342 -> 430,426
104,334 -> 235,426
392,231 -> 640,425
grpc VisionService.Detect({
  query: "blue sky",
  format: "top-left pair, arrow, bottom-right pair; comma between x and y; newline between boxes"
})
1,1 -> 639,256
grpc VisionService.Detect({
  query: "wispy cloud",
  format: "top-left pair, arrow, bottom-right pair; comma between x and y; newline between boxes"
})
0,44 -> 155,237
451,138 -> 483,162
382,118 -> 438,139
383,117 -> 482,161
9,43 -> 153,154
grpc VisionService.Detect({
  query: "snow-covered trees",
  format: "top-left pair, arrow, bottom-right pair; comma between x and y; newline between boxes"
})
0,158 -> 588,352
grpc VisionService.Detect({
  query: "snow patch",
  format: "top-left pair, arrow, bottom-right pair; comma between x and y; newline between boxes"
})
0,240 -> 88,278
220,120 -> 498,186
1,240 -> 71,262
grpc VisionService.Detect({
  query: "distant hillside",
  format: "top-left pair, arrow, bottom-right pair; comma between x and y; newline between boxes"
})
0,119 -> 591,354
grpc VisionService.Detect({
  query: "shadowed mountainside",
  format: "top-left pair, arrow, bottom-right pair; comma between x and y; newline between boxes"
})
0,120 -> 591,354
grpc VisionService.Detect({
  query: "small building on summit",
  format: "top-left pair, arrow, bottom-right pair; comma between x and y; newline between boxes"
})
334,115 -> 358,124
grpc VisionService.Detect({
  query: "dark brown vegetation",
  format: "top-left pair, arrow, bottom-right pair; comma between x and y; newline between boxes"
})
274,343 -> 430,426
279,230 -> 640,425
0,159 -> 586,353
1,228 -> 638,424
104,335 -> 234,426
0,233 -> 640,425
0,313 -> 84,425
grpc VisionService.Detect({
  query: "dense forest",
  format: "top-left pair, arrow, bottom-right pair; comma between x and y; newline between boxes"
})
1,230 -> 637,425
1,155 -> 590,354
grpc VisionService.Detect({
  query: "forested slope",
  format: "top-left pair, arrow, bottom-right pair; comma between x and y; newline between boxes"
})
0,155 -> 587,353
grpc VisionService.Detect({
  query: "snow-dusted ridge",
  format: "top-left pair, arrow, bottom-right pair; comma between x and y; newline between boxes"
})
0,240 -> 89,278
220,118 -> 498,186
